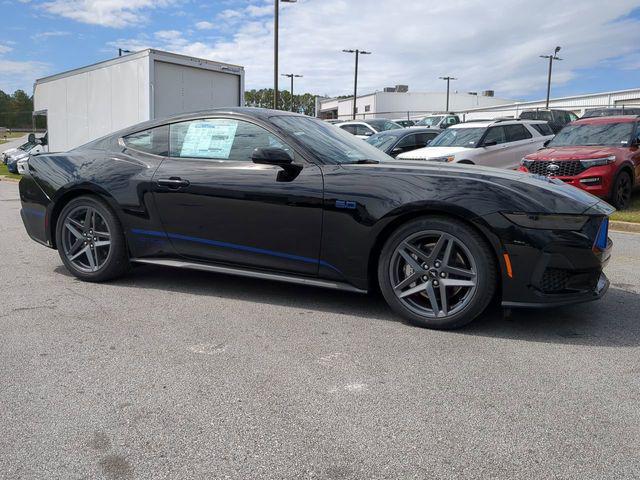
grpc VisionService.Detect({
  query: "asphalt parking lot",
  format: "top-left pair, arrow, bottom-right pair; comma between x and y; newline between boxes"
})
1,180 -> 639,480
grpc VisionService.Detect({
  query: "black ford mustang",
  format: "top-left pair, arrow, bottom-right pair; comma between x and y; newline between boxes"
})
19,108 -> 613,329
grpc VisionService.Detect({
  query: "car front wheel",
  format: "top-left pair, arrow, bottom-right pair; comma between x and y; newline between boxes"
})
55,195 -> 129,282
611,170 -> 632,210
378,216 -> 497,329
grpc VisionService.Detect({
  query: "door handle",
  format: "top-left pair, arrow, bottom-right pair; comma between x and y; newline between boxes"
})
157,177 -> 190,189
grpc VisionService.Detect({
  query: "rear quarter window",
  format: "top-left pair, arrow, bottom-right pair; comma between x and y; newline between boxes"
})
531,123 -> 554,136
123,125 -> 169,156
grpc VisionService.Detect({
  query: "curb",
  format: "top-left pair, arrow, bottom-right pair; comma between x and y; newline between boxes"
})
610,221 -> 640,234
0,176 -> 20,183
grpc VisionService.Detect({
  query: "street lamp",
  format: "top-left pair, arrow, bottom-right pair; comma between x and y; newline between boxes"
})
540,46 -> 562,109
274,0 -> 297,110
439,76 -> 457,112
343,49 -> 371,120
118,48 -> 132,57
281,73 -> 303,112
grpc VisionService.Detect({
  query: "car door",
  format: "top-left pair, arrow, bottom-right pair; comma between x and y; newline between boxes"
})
151,116 -> 324,276
390,133 -> 433,157
475,126 -> 513,168
503,124 -> 537,170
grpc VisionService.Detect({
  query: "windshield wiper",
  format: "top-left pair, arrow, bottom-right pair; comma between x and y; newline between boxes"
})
343,159 -> 380,165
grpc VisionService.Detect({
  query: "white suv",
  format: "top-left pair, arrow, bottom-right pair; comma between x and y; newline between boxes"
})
397,119 -> 554,169
337,119 -> 402,139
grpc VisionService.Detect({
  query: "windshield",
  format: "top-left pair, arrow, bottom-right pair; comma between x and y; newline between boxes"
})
365,120 -> 401,132
366,132 -> 400,151
429,127 -> 485,148
582,108 -> 640,118
549,122 -> 633,147
416,116 -> 444,127
272,116 -> 391,164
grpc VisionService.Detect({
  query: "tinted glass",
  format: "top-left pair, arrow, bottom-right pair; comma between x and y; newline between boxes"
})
505,124 -> 532,142
169,119 -> 291,161
483,126 -> 507,145
366,132 -> 401,150
355,124 -> 374,136
339,124 -> 357,135
271,116 -> 391,164
430,127 -> 485,148
520,111 -> 553,122
123,125 -> 169,156
365,120 -> 401,132
549,122 -> 634,147
531,123 -> 554,136
397,134 -> 420,148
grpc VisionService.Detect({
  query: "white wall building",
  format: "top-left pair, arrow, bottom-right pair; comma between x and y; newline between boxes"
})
317,87 -> 515,120
459,87 -> 640,121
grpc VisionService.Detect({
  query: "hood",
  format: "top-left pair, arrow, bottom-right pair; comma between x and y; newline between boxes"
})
397,146 -> 472,160
525,146 -> 621,161
364,159 -> 609,215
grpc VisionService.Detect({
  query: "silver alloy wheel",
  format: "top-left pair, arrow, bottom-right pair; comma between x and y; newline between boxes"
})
61,205 -> 112,273
389,230 -> 478,319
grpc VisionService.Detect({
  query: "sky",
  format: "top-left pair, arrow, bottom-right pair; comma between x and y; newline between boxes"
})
1,0 -> 640,102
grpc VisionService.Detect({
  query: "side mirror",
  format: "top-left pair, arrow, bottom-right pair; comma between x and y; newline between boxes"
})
425,140 -> 432,146
391,147 -> 403,157
363,131 -> 373,137
28,133 -> 36,143
543,139 -> 551,147
252,147 -> 294,167
483,140 -> 498,147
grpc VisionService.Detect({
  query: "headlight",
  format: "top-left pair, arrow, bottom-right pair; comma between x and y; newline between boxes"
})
428,156 -> 455,163
502,212 -> 588,231
16,157 -> 29,175
520,157 -> 534,168
580,155 -> 615,168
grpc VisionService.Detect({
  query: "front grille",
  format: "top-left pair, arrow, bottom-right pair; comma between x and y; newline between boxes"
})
541,268 -> 570,293
527,160 -> 586,177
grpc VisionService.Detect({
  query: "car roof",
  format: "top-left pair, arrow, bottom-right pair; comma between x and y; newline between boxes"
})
574,115 -> 639,125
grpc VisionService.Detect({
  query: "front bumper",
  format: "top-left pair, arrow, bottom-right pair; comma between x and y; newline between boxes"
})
519,164 -> 615,199
481,212 -> 612,309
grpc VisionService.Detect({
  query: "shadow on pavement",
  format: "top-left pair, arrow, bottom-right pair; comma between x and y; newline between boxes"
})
55,263 -> 640,348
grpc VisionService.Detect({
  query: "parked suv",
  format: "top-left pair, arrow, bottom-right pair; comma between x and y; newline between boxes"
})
519,109 -> 578,133
582,107 -> 640,119
520,116 -> 640,209
337,119 -> 401,139
366,127 -> 440,157
414,113 -> 460,130
397,119 -> 554,169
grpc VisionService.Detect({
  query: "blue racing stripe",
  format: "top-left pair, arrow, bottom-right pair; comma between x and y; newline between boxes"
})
131,228 -> 342,274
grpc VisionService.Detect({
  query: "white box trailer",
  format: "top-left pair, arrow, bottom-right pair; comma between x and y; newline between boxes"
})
33,49 -> 245,152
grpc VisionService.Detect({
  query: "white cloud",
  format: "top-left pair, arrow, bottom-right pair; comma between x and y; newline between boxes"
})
0,59 -> 49,93
31,30 -> 71,40
0,44 -> 13,55
114,0 -> 640,98
195,21 -> 215,30
42,0 -> 177,28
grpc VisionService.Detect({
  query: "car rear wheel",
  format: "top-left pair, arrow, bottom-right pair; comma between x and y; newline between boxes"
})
378,216 -> 496,329
56,195 -> 129,282
611,170 -> 633,210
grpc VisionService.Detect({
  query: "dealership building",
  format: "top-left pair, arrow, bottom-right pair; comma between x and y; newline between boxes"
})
316,86 -> 515,120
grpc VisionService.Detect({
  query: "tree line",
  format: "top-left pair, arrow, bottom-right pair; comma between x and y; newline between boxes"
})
0,89 -> 36,129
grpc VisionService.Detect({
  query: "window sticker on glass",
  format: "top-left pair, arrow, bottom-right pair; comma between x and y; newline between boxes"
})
180,121 -> 238,159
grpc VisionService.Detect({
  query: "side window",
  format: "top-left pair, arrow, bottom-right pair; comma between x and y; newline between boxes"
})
355,124 -> 373,136
123,125 -> 169,156
169,119 -> 291,161
420,132 -> 439,144
446,116 -> 459,126
340,124 -> 356,135
505,124 -> 533,142
532,123 -> 554,136
483,126 -> 507,145
397,134 -> 419,148
635,124 -> 640,143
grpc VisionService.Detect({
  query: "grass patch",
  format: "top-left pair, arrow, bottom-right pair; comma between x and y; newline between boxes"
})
611,192 -> 640,223
0,132 -> 25,145
0,163 -> 21,180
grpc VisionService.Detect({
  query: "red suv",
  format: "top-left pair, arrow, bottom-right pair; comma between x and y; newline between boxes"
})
519,116 -> 640,209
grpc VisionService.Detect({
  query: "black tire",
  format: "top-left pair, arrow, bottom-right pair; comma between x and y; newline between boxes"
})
378,216 -> 497,329
55,195 -> 129,282
610,170 -> 633,210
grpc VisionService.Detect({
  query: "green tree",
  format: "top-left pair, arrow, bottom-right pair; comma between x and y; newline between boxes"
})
244,88 -> 317,116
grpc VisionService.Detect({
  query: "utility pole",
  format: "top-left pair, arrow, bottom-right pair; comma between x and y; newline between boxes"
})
540,46 -> 562,109
439,76 -> 457,112
274,0 -> 298,110
282,73 -> 303,112
343,49 -> 371,119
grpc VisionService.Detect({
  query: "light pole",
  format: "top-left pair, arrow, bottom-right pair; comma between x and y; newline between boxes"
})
118,48 -> 132,57
540,46 -> 562,109
282,73 -> 303,112
343,49 -> 371,120
274,0 -> 298,110
439,76 -> 457,112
